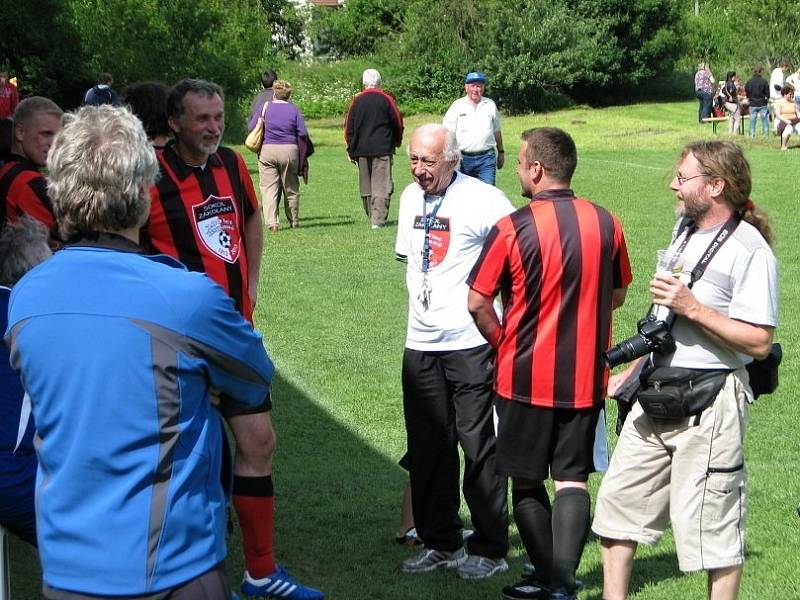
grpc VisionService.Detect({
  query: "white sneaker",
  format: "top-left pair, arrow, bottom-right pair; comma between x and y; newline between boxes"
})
456,555 -> 509,579
400,547 -> 467,573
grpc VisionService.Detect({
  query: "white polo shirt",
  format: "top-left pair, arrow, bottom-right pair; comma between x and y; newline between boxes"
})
443,96 -> 501,154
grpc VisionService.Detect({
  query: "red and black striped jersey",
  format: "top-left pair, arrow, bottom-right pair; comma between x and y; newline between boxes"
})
143,143 -> 259,321
468,189 -> 632,409
0,156 -> 55,231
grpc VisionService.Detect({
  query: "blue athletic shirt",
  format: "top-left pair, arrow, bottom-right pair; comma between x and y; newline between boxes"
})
5,236 -> 275,595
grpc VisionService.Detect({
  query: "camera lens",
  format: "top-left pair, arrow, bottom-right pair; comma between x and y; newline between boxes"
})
604,335 -> 653,368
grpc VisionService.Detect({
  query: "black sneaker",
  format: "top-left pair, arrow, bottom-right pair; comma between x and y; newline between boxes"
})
501,577 -> 550,600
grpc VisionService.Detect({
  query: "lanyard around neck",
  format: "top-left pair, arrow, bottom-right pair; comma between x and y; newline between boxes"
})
421,193 -> 445,273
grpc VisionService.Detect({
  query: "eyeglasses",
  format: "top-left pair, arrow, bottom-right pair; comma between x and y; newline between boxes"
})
409,155 -> 443,169
676,173 -> 708,186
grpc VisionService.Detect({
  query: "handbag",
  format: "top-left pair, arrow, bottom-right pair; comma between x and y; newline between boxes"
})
637,366 -> 730,420
244,101 -> 269,153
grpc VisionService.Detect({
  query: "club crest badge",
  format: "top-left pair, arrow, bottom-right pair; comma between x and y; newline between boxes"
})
193,195 -> 241,263
413,215 -> 450,268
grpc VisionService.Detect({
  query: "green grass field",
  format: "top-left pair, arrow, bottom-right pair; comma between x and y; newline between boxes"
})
8,101 -> 799,599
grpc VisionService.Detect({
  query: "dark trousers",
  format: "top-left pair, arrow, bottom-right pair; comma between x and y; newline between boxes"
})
696,89 -> 714,122
43,563 -> 230,599
402,344 -> 508,558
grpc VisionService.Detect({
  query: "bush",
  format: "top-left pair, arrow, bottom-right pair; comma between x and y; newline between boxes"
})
69,0 -> 277,140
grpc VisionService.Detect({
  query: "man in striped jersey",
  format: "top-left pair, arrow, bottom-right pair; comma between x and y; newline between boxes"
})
0,97 -> 63,239
468,127 -> 631,600
143,79 -> 322,600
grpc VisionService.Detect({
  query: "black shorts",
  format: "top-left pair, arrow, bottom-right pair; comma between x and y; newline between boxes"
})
495,398 -> 605,482
219,392 -> 272,417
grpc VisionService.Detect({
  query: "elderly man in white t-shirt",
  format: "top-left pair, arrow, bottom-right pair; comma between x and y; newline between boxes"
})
394,123 -> 513,580
443,72 -> 504,186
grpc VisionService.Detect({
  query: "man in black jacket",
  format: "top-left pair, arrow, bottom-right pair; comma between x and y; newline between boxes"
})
745,66 -> 770,137
344,69 -> 404,229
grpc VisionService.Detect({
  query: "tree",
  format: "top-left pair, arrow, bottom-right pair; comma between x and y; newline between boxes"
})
309,0 -> 407,57
0,0 -> 88,108
261,0 -> 308,59
384,0 -> 670,111
69,0 -> 276,100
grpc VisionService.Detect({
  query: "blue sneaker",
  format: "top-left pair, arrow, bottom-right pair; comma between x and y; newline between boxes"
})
241,566 -> 324,600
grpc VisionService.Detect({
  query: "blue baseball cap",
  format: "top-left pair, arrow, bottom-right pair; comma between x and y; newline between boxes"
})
464,71 -> 487,84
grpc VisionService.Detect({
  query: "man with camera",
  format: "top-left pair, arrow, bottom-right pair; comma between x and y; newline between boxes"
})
592,140 -> 779,600
467,127 -> 631,600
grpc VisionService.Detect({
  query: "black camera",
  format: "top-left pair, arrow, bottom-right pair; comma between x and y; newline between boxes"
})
604,314 -> 676,368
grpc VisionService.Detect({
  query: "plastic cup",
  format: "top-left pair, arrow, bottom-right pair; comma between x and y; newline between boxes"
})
655,249 -> 684,276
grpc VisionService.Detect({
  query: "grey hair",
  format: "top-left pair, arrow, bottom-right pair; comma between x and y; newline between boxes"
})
47,105 -> 159,241
167,78 -> 224,120
362,68 -> 381,88
407,123 -> 461,162
0,216 -> 51,286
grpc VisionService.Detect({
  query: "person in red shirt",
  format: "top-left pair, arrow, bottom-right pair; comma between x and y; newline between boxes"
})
143,79 -> 323,600
0,97 -> 62,239
0,71 -> 19,119
467,127 -> 631,600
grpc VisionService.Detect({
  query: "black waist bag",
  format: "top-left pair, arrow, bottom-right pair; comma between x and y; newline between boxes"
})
746,342 -> 782,399
638,367 -> 731,419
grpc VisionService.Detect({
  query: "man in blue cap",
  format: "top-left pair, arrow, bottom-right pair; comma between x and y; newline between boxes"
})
443,71 -> 504,186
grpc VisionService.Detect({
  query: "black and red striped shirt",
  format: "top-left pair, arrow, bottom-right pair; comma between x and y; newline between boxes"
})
468,189 -> 632,409
144,142 -> 259,321
0,155 -> 55,230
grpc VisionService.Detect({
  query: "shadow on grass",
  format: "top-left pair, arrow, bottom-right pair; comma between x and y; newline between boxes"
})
10,371 -> 514,599
227,372 -> 517,600
293,216 -> 357,229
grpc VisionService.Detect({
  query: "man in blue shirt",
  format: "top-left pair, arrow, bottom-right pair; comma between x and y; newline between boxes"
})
6,105 -> 275,599
0,216 -> 51,547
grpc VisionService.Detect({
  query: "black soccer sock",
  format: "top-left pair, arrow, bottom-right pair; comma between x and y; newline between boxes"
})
551,487 -> 591,592
512,483 -> 553,584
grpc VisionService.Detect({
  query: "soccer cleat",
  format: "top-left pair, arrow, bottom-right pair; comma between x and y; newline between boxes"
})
455,554 -> 509,579
241,566 -> 324,600
400,546 -> 467,573
501,577 -> 551,600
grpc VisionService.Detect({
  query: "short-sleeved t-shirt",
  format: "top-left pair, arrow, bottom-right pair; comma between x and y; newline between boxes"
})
656,219 -> 778,370
443,96 -> 501,154
395,172 -> 514,351
468,190 -> 632,409
144,143 -> 259,321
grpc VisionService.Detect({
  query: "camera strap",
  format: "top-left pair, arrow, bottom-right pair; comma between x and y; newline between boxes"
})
671,212 -> 742,289
653,213 -> 742,330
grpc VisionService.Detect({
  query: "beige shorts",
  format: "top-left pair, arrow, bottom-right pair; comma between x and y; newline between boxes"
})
592,369 -> 751,572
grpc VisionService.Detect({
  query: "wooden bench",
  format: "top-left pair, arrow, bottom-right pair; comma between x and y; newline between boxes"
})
702,115 -> 750,135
